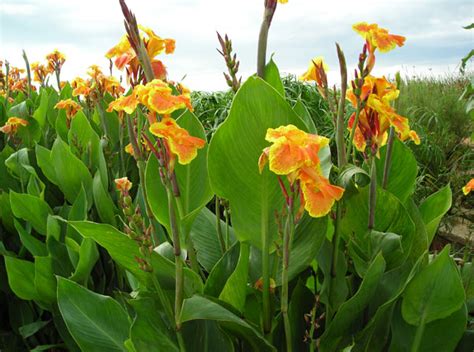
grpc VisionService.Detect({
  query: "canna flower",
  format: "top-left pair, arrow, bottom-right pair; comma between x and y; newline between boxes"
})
149,116 -> 206,166
463,179 -> 474,195
299,57 -> 329,97
347,75 -> 419,154
115,177 -> 132,195
278,0 -> 288,3
353,22 -> 405,72
46,49 -> 66,72
259,125 -> 344,218
31,62 -> 52,84
0,117 -> 28,135
107,79 -> 192,116
54,99 -> 82,120
71,77 -> 92,97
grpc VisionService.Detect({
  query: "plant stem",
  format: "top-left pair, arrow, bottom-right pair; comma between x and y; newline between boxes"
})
411,314 -> 426,352
55,69 -> 61,92
368,157 -> 377,230
22,50 -> 32,101
96,101 -> 110,139
262,220 -> 272,336
382,127 -> 395,189
281,207 -> 294,352
335,44 -> 347,168
215,197 -> 226,254
151,269 -> 174,324
167,187 -> 186,351
257,1 -> 277,78
347,99 -> 361,164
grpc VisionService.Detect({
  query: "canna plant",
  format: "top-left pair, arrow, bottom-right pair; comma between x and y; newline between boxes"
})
0,1 -> 472,352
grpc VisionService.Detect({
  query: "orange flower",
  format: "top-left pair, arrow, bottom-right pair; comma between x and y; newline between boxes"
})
353,22 -> 405,53
71,77 -> 92,97
0,117 -> 28,135
115,177 -> 132,195
259,125 -> 344,218
298,167 -> 344,218
149,116 -> 205,165
107,79 -> 192,116
31,62 -> 52,83
299,57 -> 329,97
54,99 -> 82,120
46,50 -> 66,72
353,22 -> 405,72
463,179 -> 474,195
347,76 -> 419,154
258,125 -> 329,175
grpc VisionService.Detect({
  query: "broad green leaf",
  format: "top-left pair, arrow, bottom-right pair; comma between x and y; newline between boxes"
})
181,320 -> 235,352
419,184 -> 452,244
19,320 -> 50,339
34,256 -> 57,305
204,243 -> 241,297
293,100 -> 317,134
320,254 -> 386,352
219,242 -> 250,312
146,110 -> 213,236
33,89 -> 49,127
50,138 -> 93,205
69,238 -> 99,285
287,281 -> 314,351
35,145 -> 58,184
129,297 -> 178,352
10,191 -> 52,236
401,246 -> 465,325
92,171 -> 117,226
341,186 -> 415,270
14,219 -> 47,256
68,221 -> 203,295
390,302 -> 467,352
405,198 -> 429,260
4,256 -> 39,301
180,295 -> 275,352
208,77 -> 308,247
190,207 -> 236,272
68,111 -> 108,189
376,138 -> 418,202
276,215 -> 328,285
263,56 -> 285,96
57,277 -> 130,352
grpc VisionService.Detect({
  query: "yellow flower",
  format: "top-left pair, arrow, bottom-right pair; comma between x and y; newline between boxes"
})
149,116 -> 206,166
31,62 -> 52,83
46,49 -> 66,72
54,99 -> 82,120
463,179 -> 474,195
71,77 -> 92,97
259,125 -> 344,218
353,22 -> 406,53
0,117 -> 28,135
347,76 -> 419,154
278,0 -> 288,3
299,57 -> 329,97
115,177 -> 132,194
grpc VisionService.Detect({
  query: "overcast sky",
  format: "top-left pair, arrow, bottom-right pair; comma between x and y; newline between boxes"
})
1,0 -> 473,91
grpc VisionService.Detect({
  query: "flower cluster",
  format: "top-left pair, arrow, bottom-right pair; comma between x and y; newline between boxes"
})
70,65 -> 124,100
299,56 -> 329,98
347,75 -> 420,155
31,50 -> 66,86
259,125 -> 344,217
54,99 -> 82,126
0,117 -> 28,135
106,25 -> 175,84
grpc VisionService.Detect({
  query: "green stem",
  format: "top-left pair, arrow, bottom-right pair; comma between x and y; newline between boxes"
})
368,157 -> 377,230
411,314 -> 426,352
96,101 -> 110,139
55,69 -> 61,92
166,187 -> 186,351
5,61 -> 10,102
335,43 -> 348,167
257,1 -> 277,78
119,123 -> 126,176
215,197 -> 226,254
262,220 -> 272,336
225,206 -> 230,249
151,269 -> 174,324
327,202 -> 342,325
347,99 -> 361,164
382,127 -> 395,189
281,208 -> 294,352
22,50 -> 32,101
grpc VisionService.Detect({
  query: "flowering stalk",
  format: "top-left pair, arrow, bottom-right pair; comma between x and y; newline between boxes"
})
257,0 -> 278,78
5,61 -> 10,101
335,44 -> 348,167
22,50 -> 32,100
217,32 -> 242,93
215,197 -> 226,254
368,156 -> 377,230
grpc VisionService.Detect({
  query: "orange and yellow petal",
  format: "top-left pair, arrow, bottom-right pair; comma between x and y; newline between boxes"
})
149,117 -> 206,165
107,93 -> 139,114
299,169 -> 344,218
299,57 -> 329,84
463,179 -> 474,195
115,177 -> 132,193
258,148 -> 269,174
